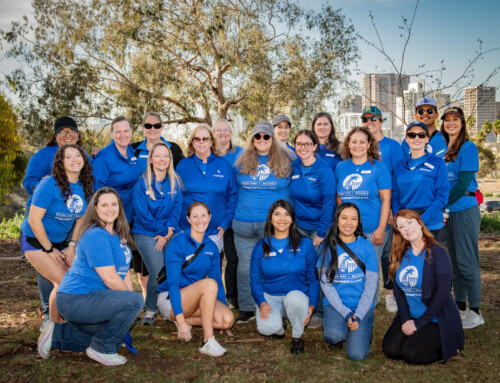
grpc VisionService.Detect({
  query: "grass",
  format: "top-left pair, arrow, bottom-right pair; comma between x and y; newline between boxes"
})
480,212 -> 500,234
0,211 -> 23,239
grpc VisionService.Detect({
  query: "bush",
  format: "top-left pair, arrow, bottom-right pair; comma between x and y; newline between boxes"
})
0,212 -> 23,239
480,212 -> 500,235
484,192 -> 493,197
494,193 -> 500,198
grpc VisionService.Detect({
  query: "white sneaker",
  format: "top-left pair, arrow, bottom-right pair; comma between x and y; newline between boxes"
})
38,320 -> 55,359
462,310 -> 484,329
385,294 -> 398,313
459,309 -> 468,320
86,347 -> 127,366
199,336 -> 227,357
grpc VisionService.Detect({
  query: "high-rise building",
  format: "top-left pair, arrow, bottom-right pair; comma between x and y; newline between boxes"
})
464,86 -> 496,135
340,95 -> 363,113
496,101 -> 500,121
338,113 -> 362,139
362,73 -> 410,139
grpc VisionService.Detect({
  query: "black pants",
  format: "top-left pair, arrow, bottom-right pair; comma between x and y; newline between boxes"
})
222,227 -> 238,302
382,316 -> 442,365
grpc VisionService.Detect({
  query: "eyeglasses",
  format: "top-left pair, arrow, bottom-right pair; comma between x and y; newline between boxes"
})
361,116 -> 380,123
254,133 -> 271,141
214,128 -> 230,133
295,142 -> 314,148
417,108 -> 435,116
58,130 -> 78,137
193,136 -> 211,143
406,132 -> 428,139
144,123 -> 162,129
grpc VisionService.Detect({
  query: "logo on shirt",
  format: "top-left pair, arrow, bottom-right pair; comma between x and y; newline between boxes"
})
342,174 -> 363,191
252,164 -> 271,181
399,266 -> 418,287
66,194 -> 84,214
121,243 -> 132,264
338,254 -> 358,273
426,144 -> 433,153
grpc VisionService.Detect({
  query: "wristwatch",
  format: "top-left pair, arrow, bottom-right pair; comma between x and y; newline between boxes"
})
42,245 -> 54,253
68,240 -> 77,247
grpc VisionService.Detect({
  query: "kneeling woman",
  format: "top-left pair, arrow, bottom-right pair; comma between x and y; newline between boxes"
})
317,203 -> 379,361
250,200 -> 319,354
38,187 -> 144,366
157,202 -> 234,357
382,209 -> 464,364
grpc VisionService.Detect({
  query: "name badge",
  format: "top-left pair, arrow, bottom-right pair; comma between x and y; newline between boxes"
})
185,253 -> 195,262
269,252 -> 277,257
326,153 -> 336,157
423,162 -> 435,169
361,170 -> 371,174
130,156 -> 137,162
292,175 -> 300,179
140,154 -> 148,158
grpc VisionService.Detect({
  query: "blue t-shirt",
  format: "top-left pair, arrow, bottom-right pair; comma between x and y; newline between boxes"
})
396,249 -> 438,323
234,154 -> 291,222
222,145 -> 244,166
401,131 -> 448,159
317,236 -> 378,311
21,176 -> 87,243
446,140 -> 479,213
58,227 -> 132,294
336,159 -> 391,233
317,144 -> 341,172
250,236 -> 319,308
378,136 -> 404,175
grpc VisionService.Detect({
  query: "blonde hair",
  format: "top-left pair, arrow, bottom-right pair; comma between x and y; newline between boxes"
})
341,126 -> 380,162
142,111 -> 162,125
186,124 -> 222,157
235,135 -> 291,178
213,119 -> 235,151
145,142 -> 181,201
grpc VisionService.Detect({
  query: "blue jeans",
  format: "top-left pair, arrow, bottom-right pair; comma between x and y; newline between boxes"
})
380,226 -> 394,290
364,230 -> 388,305
323,305 -> 374,361
134,233 -> 166,312
232,219 -> 266,312
256,291 -> 309,339
54,291 -> 144,354
37,271 -> 53,318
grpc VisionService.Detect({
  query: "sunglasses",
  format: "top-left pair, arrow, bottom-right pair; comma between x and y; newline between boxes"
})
361,116 -> 380,123
193,136 -> 211,143
254,133 -> 271,141
406,132 -> 428,139
144,123 -> 162,129
417,108 -> 435,116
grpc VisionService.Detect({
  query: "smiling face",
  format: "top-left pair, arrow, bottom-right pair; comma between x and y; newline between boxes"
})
348,131 -> 369,160
192,127 -> 212,158
337,207 -> 359,241
274,121 -> 290,143
95,193 -> 120,228
63,147 -> 84,175
362,113 -> 383,137
313,116 -> 332,142
443,113 -> 463,140
112,120 -> 132,151
415,105 -> 438,131
213,121 -> 232,147
271,206 -> 292,236
406,126 -> 429,152
253,133 -> 273,155
396,216 -> 423,243
150,145 -> 171,174
56,128 -> 79,147
143,115 -> 163,142
187,205 -> 211,236
295,133 -> 317,162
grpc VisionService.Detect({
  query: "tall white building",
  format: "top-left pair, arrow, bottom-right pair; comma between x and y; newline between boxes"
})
464,86 -> 496,136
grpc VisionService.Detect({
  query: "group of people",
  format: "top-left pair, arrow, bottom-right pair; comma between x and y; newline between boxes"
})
20,96 -> 480,366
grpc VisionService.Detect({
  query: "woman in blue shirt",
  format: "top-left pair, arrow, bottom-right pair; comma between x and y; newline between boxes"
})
37,187 -> 144,366
250,200 -> 319,354
290,130 -> 335,246
311,112 -> 341,172
317,203 -> 379,361
382,209 -> 464,364
132,142 -> 182,325
440,107 -> 483,329
232,121 -> 292,324
392,121 -> 449,239
157,202 -> 234,357
21,144 -> 93,323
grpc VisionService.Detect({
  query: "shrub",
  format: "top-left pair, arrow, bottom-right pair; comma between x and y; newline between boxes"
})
0,212 -> 23,239
480,212 -> 500,235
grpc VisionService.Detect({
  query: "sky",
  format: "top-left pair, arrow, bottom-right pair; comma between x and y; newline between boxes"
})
1,0 -> 499,103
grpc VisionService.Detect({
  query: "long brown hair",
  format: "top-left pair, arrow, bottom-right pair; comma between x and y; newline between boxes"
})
389,209 -> 439,281
311,112 -> 340,154
52,144 -> 94,202
440,110 -> 468,163
144,142 -> 180,201
77,187 -> 135,250
341,126 -> 380,162
186,124 -> 222,157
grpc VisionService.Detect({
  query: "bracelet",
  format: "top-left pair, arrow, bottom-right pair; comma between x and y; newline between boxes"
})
42,245 -> 54,253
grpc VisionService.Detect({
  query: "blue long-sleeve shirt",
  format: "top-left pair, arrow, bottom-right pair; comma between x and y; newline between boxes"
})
223,145 -> 244,166
176,153 -> 237,235
131,174 -> 183,237
290,158 -> 335,237
392,154 -> 449,230
317,144 -> 341,172
158,231 -> 226,316
92,141 -> 142,222
250,236 -> 319,308
401,131 -> 447,159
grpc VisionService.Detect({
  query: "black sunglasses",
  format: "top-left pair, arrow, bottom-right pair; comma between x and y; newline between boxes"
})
417,108 -> 435,116
361,116 -> 380,123
406,132 -> 428,139
254,133 -> 271,141
144,123 -> 162,129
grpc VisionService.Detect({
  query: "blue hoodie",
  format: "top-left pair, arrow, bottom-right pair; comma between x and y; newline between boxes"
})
290,158 -> 335,237
250,236 -> 319,308
176,153 -> 237,235
92,141 -> 142,222
132,174 -> 183,237
157,231 -> 226,316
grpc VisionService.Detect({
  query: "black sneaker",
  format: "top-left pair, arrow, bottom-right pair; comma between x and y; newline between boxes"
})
235,311 -> 255,324
327,341 -> 343,351
227,298 -> 239,310
271,333 -> 285,340
290,339 -> 304,354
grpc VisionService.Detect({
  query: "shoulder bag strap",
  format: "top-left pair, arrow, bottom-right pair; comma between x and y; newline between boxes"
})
182,243 -> 206,270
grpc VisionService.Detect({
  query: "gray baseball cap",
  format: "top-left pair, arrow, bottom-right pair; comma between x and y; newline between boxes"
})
252,121 -> 274,136
272,115 -> 292,127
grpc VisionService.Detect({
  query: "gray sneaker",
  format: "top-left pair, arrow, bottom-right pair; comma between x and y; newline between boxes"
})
199,336 -> 227,357
86,347 -> 127,366
141,310 -> 157,326
462,310 -> 484,329
308,315 -> 323,329
459,309 -> 468,320
38,320 -> 55,359
385,294 -> 398,313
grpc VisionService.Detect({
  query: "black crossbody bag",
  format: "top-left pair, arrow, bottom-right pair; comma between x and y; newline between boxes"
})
156,244 -> 206,284
337,238 -> 366,274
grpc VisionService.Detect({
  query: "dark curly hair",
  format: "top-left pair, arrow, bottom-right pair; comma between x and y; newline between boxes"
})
341,126 -> 380,162
52,144 -> 94,202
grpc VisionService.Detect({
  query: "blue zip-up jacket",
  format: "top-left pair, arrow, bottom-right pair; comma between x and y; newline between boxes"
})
132,174 -> 183,237
92,141 -> 142,222
223,145 -> 244,166
290,158 -> 335,237
157,231 -> 227,316
176,153 -> 237,235
392,154 -> 449,230
401,131 -> 447,159
317,144 -> 341,172
250,236 -> 319,308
